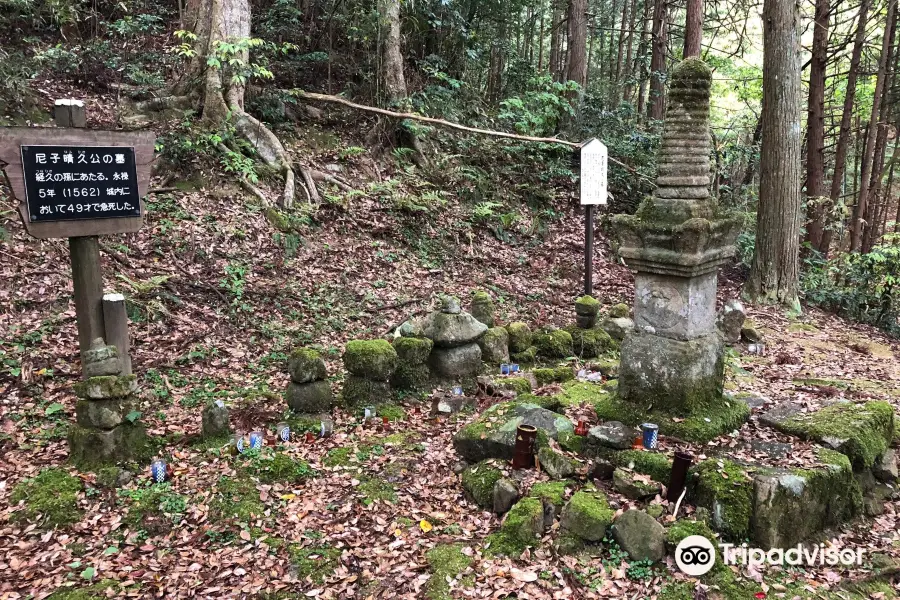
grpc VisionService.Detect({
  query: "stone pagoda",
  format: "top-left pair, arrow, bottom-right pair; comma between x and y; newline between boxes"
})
609,58 -> 744,439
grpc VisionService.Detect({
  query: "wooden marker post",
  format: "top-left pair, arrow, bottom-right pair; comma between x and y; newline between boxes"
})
579,139 -> 608,296
0,100 -> 155,377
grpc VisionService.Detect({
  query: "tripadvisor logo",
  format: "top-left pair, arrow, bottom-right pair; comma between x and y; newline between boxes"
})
675,535 -> 866,576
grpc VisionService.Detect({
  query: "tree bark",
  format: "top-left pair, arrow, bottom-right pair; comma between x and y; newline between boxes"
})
622,0 -> 639,102
803,0 -> 830,252
744,0 -> 802,311
615,0 -> 630,87
567,0 -> 588,92
823,0 -> 869,254
850,0 -> 896,252
683,0 -> 703,58
649,0 -> 667,120
636,0 -> 651,115
380,0 -> 407,104
550,0 -> 565,81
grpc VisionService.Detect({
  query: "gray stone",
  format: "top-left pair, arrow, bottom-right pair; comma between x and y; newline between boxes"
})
538,446 -> 577,480
589,458 -> 616,480
341,376 -> 390,408
392,337 -> 433,364
73,375 -> 138,400
609,303 -> 631,319
493,477 -> 519,514
586,421 -> 637,451
470,291 -> 495,328
83,339 -> 121,378
343,339 -> 398,380
287,348 -> 327,383
452,460 -> 468,475
633,271 -> 718,340
424,312 -> 488,348
75,398 -> 136,430
201,400 -> 231,438
612,509 -> 666,562
453,401 -> 574,462
601,317 -> 635,341
749,439 -> 793,460
741,326 -> 763,343
506,322 -> 533,353
440,294 -> 461,314
398,319 -> 425,338
759,401 -> 803,428
68,423 -> 148,467
478,327 -> 510,365
874,449 -> 898,482
560,490 -> 614,542
429,343 -> 482,377
286,380 -> 334,413
736,393 -> 768,410
576,314 -> 597,329
720,299 -> 745,344
613,469 -> 662,500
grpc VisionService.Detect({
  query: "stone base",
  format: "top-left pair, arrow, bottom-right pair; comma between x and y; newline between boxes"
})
75,397 -> 138,429
453,401 -> 574,462
429,343 -> 482,377
591,386 -> 749,443
68,423 -> 150,468
286,380 -> 334,413
341,375 -> 392,408
618,330 -> 724,413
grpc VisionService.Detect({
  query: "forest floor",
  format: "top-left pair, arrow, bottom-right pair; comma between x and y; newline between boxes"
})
1,91 -> 900,599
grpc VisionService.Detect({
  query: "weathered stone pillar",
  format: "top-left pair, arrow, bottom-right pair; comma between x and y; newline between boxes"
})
612,58 -> 743,425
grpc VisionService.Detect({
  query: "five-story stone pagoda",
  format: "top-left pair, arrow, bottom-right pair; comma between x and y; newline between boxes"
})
601,58 -> 747,442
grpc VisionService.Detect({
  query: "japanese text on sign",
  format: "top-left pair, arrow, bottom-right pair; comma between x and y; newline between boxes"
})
580,139 -> 608,206
21,145 -> 141,222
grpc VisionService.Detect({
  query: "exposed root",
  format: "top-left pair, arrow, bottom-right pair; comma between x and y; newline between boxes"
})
231,108 -> 296,209
298,166 -> 320,205
310,169 -> 353,192
132,94 -> 195,113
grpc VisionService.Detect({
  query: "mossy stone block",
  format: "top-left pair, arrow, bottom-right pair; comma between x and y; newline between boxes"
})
478,327 -> 510,364
510,346 -> 537,365
532,366 -> 574,386
391,363 -> 431,390
341,375 -> 392,408
497,376 -> 532,396
392,336 -> 433,364
73,375 -> 138,400
499,496 -> 544,545
67,423 -> 150,468
691,459 -> 752,541
286,380 -> 334,413
343,339 -> 398,380
560,490 -> 614,541
506,322 -> 533,353
533,329 -> 573,359
287,347 -> 327,383
565,326 -> 614,359
75,398 -> 137,430
461,460 -> 504,509
608,303 -> 630,318
574,295 -> 601,316
470,290 -> 495,327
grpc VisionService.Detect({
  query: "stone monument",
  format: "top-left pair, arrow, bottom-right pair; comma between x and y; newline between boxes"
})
607,58 -> 745,440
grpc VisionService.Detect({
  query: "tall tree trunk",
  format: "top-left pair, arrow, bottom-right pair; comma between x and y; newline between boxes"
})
615,0 -> 630,88
538,2 -> 546,70
649,0 -> 667,120
381,0 -> 407,104
850,0 -> 896,251
683,0 -> 703,58
804,0 -> 830,252
550,0 -> 565,81
744,0 -> 802,311
636,0 -> 651,115
821,0 -> 869,256
622,0 -> 639,102
567,0 -> 588,105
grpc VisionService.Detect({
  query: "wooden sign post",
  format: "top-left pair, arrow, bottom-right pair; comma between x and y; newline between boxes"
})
0,100 -> 155,376
579,138 -> 608,296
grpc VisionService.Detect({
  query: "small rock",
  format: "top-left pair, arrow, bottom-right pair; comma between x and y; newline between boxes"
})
759,401 -> 803,429
586,421 -> 637,451
398,319 -> 426,338
589,458 -> 615,480
741,326 -> 763,343
478,327 -> 510,365
600,317 -> 634,341
83,338 -> 121,378
506,322 -> 533,353
440,294 -> 461,314
429,343 -> 482,377
470,291 -> 495,327
613,469 -> 662,500
560,490 -> 614,542
537,446 -> 577,480
287,347 -> 327,384
608,303 -> 631,318
493,477 -> 519,514
452,460 -> 468,475
612,509 -> 666,562
874,449 -> 898,482
324,163 -> 343,173
738,393 -> 768,410
286,380 -> 334,413
720,299 -> 745,344
201,400 -> 231,438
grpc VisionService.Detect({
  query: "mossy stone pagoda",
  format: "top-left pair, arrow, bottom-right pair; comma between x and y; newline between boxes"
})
610,58 -> 744,440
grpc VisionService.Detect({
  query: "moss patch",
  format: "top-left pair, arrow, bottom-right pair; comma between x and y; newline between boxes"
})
497,376 -> 532,395
343,339 -> 398,379
532,366 -> 574,386
558,430 -> 584,453
461,460 -> 504,509
484,496 -> 544,556
377,404 -> 407,421
565,326 -> 614,358
528,480 -> 575,509
323,447 -> 354,467
533,330 -> 573,359
10,468 -> 82,528
358,477 -> 397,505
210,475 -> 265,521
692,459 -> 752,540
425,544 -> 473,600
286,544 -> 342,584
560,489 -> 615,541
45,581 -> 124,600
119,482 -> 187,530
506,322 -> 533,353
614,450 -> 673,483
243,450 -> 316,484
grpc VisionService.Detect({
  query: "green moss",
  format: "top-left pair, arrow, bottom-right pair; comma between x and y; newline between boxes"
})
378,404 -> 407,421
486,497 -> 544,555
506,322 -> 533,353
554,532 -> 588,555
575,295 -> 601,314
560,490 -> 615,540
392,337 -> 433,364
343,339 -> 398,379
45,581 -> 123,600
528,480 -> 574,508
95,466 -> 123,488
286,544 -> 342,584
73,374 -> 138,399
425,544 -> 473,600
533,330 -> 574,359
614,450 -> 672,483
392,363 -> 431,389
341,375 -> 392,408
67,422 -> 152,468
498,376 -> 532,395
787,322 -> 819,333
461,460 -> 504,508
210,475 -> 265,521
10,468 -> 82,528
532,366 -> 574,386
323,447 -> 354,467
565,326 -> 614,358
517,393 -> 562,411
287,347 -> 326,382
119,482 -> 187,529
692,459 -> 752,540
608,303 -> 630,318
666,519 -> 717,550
358,477 -> 397,504
558,430 -> 583,453
244,450 -> 316,484
777,401 -> 894,469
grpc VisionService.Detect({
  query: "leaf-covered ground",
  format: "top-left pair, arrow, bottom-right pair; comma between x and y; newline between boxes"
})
1,99 -> 900,599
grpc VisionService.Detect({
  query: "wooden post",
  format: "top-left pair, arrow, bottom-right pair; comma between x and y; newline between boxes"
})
103,293 -> 131,376
55,99 -> 105,374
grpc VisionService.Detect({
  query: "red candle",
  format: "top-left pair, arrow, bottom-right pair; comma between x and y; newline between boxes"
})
382,416 -> 389,427
305,431 -> 315,443
575,420 -> 588,436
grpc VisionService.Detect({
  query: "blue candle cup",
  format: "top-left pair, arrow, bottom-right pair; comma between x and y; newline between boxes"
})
231,433 -> 245,454
641,423 -> 659,450
452,385 -> 463,396
511,364 -> 520,373
150,459 -> 167,483
320,419 -> 333,437
364,406 -> 376,420
500,363 -> 510,375
249,431 -> 264,450
276,422 -> 290,442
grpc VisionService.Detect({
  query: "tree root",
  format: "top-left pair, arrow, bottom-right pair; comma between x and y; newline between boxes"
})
298,166 -> 320,205
132,95 -> 195,113
230,107 -> 297,208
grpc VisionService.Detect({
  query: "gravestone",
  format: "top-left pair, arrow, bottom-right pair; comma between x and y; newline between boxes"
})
610,58 -> 743,435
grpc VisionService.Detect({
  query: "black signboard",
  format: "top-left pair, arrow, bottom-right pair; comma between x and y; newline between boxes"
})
21,145 -> 142,222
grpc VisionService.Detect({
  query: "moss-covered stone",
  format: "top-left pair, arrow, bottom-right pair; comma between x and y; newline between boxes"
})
425,544 -> 473,600
565,326 -> 614,358
528,480 -> 575,515
614,450 -> 673,483
505,322 -> 533,353
537,446 -> 577,479
691,459 -> 752,540
532,366 -> 574,386
470,290 -> 495,327
377,404 -> 407,421
75,397 -> 137,429
10,468 -> 82,528
341,375 -> 392,408
343,339 -> 398,380
285,380 -> 334,413
287,347 -> 327,383
73,375 -> 138,399
608,303 -> 630,318
773,400 -> 894,469
391,363 -> 431,389
560,490 -> 615,541
485,496 -> 544,555
554,532 -> 588,555
575,295 -> 601,316
533,329 -> 573,359
392,337 -> 433,364
461,460 -> 504,509
452,401 -> 571,462
497,376 -> 532,395
478,326 -> 510,364
510,346 -> 538,364
67,423 -> 151,468
558,430 -> 584,453
286,544 -> 342,584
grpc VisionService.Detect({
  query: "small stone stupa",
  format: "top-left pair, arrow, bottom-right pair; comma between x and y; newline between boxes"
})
608,58 -> 745,440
